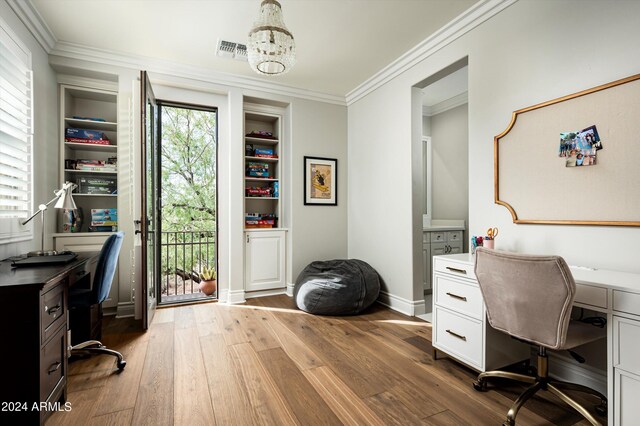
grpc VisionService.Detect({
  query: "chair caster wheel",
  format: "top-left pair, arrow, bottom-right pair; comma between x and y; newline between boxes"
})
473,380 -> 486,391
503,419 -> 515,426
117,360 -> 126,371
595,403 -> 607,417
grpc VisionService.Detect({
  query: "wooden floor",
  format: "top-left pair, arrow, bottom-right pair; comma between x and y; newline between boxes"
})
47,295 -> 602,425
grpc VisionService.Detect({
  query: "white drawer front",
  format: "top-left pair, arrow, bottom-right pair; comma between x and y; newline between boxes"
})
446,231 -> 463,242
434,306 -> 483,369
433,257 -> 476,280
423,232 -> 430,243
575,284 -> 608,310
614,316 -> 640,375
431,232 -> 445,242
613,290 -> 640,317
434,274 -> 483,320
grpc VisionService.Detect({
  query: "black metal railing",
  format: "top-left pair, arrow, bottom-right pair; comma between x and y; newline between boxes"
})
159,230 -> 216,303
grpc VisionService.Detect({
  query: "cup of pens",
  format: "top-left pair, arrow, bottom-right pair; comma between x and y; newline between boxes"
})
484,227 -> 498,249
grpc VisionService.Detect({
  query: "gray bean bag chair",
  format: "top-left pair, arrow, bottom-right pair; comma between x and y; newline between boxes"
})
294,259 -> 381,315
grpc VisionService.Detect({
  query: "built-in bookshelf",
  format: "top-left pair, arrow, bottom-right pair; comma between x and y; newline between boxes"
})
244,110 -> 282,230
59,85 -> 118,234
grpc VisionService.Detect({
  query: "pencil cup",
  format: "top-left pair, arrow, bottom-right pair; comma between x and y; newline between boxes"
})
484,239 -> 495,249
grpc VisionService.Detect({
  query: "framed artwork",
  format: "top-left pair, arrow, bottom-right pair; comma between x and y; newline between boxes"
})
304,156 -> 337,205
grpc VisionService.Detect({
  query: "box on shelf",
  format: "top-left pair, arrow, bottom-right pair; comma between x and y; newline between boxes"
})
246,187 -> 272,197
77,177 -> 117,194
254,147 -> 275,157
246,130 -> 276,139
272,181 -> 279,198
246,161 -> 270,177
91,208 -> 117,219
89,225 -> 118,232
65,127 -> 108,141
245,213 -> 277,228
65,137 -> 111,145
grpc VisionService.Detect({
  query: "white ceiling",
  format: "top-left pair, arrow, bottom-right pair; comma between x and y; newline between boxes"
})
422,66 -> 468,107
31,0 -> 477,98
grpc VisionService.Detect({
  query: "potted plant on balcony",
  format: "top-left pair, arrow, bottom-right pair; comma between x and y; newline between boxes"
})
199,265 -> 217,296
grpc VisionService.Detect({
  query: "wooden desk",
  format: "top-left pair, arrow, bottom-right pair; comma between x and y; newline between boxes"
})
432,253 -> 640,426
0,252 -> 97,425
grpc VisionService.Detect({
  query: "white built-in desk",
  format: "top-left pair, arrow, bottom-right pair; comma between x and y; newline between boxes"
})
432,253 -> 640,426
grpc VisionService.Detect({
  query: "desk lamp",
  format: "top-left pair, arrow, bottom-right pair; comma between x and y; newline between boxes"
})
21,181 -> 77,256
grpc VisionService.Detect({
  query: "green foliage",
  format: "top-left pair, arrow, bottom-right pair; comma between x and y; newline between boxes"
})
200,264 -> 217,281
160,106 -> 217,232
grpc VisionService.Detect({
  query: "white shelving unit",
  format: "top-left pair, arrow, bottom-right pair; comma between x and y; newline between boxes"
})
244,106 -> 286,293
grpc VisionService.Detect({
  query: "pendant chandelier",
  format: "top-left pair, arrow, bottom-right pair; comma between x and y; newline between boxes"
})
247,0 -> 296,76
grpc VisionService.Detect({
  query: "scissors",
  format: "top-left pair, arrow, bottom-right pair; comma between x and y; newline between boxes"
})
487,227 -> 499,239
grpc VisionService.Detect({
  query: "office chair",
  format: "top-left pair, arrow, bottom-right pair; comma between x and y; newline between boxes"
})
472,248 -> 606,426
69,232 -> 126,370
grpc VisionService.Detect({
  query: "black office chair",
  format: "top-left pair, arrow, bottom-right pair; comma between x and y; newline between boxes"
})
69,232 -> 126,370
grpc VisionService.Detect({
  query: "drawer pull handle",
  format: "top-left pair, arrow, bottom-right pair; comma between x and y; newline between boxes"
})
46,305 -> 61,315
446,329 -> 467,341
446,267 -> 467,274
47,361 -> 62,375
446,292 -> 467,302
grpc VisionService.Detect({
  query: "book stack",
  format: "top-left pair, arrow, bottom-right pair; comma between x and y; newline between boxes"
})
74,158 -> 117,172
65,127 -> 111,145
77,176 -> 117,195
245,213 -> 277,228
246,161 -> 270,178
89,208 -> 117,232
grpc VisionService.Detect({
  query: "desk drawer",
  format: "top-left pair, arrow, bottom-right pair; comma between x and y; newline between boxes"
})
40,324 -> 66,403
434,306 -> 482,369
613,316 -> 640,375
41,282 -> 66,344
434,257 -> 476,280
575,284 -> 608,310
434,274 -> 483,320
613,290 -> 640,317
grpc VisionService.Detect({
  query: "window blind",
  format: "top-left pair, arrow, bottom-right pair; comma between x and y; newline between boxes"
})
0,19 -> 33,242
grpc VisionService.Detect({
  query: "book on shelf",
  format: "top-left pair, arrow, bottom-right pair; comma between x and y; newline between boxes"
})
66,127 -> 108,140
65,137 -> 111,145
90,220 -> 118,226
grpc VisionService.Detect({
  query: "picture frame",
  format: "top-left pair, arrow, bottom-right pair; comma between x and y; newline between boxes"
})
304,156 -> 337,205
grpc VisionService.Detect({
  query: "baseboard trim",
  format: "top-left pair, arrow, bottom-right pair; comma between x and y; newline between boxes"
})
245,288 -> 288,299
115,302 -> 135,318
547,352 -> 607,396
286,282 -> 294,297
226,289 -> 246,304
377,291 -> 426,316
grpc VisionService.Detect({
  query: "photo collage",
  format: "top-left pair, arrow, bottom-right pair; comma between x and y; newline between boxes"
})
558,125 -> 603,167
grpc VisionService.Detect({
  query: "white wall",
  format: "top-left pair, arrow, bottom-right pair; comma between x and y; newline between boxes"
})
291,98 -> 348,281
0,0 -> 58,260
348,0 -> 640,311
430,103 -> 468,223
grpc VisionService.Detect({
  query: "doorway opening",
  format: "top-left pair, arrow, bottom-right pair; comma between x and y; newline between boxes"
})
157,102 -> 218,305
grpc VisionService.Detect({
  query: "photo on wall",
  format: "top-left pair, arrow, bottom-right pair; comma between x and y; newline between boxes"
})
559,125 -> 602,167
304,156 -> 337,205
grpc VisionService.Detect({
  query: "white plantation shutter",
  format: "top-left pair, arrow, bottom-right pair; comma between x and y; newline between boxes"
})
0,18 -> 33,243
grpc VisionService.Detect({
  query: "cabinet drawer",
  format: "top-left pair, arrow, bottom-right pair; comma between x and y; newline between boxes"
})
423,232 -> 430,243
434,306 -> 482,369
434,257 -> 476,280
431,232 -> 445,242
613,290 -> 640,317
41,282 -> 66,344
434,274 -> 483,320
40,324 -> 66,403
574,284 -> 608,310
446,231 -> 463,242
614,316 -> 640,375
431,243 -> 446,256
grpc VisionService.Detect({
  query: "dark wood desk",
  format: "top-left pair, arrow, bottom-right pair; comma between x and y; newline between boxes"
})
0,252 -> 97,425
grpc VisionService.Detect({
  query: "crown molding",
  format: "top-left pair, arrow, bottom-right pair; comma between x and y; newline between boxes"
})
6,0 -> 56,52
423,92 -> 468,117
49,41 -> 345,106
345,0 -> 517,106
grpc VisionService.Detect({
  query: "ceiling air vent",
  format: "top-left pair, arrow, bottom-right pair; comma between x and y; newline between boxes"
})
216,39 -> 248,62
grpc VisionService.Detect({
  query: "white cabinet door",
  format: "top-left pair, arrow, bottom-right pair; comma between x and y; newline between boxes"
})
54,235 -> 118,309
245,230 -> 286,292
423,243 -> 431,291
615,368 -> 640,425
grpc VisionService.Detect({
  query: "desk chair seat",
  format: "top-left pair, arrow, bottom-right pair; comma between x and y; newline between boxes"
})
69,232 -> 126,371
473,248 -> 607,426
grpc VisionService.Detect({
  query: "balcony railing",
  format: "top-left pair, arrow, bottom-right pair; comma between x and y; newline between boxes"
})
160,230 -> 216,304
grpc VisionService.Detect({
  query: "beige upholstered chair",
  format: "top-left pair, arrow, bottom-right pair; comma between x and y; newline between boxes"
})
473,248 -> 607,426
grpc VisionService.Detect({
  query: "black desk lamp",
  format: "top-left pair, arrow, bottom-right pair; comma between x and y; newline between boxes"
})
21,181 -> 77,256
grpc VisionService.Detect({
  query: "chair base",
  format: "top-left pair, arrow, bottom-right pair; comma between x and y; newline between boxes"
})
70,340 -> 126,371
473,348 -> 606,426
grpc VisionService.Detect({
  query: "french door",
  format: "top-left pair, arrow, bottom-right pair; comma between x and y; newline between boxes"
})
140,71 -> 159,329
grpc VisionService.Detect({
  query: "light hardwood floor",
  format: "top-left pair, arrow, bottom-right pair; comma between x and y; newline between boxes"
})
47,295 -> 601,425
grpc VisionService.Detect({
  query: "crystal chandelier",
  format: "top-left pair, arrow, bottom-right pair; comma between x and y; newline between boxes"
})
247,0 -> 296,75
